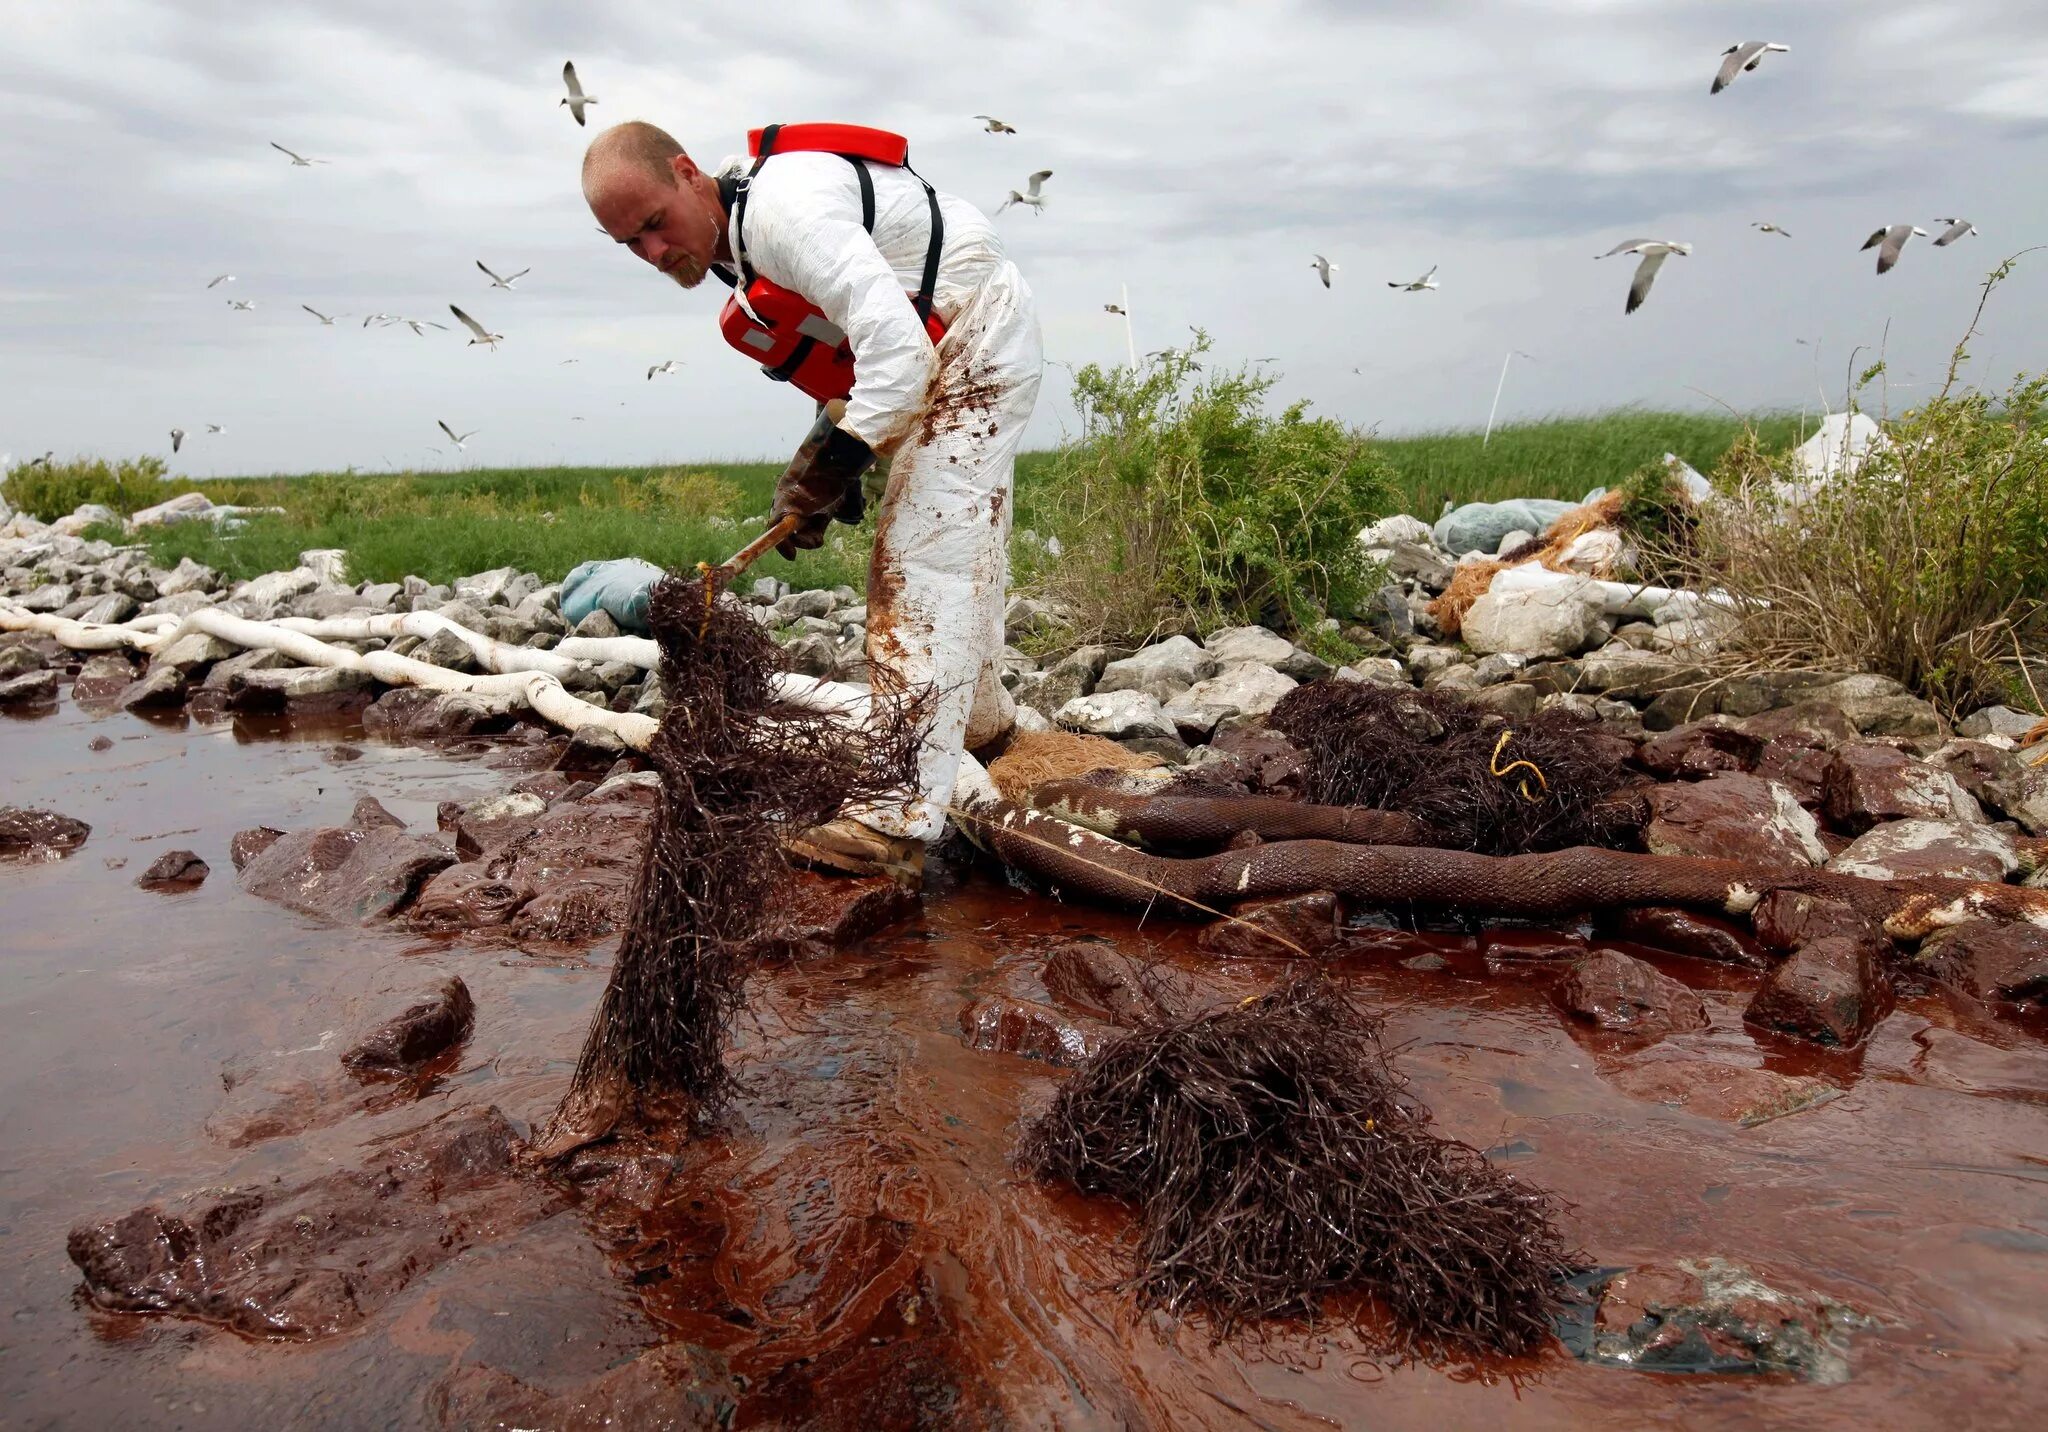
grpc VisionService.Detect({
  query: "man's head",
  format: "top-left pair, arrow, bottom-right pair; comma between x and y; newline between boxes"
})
583,121 -> 727,289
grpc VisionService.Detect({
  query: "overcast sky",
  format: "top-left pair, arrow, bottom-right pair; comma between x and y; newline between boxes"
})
3,0 -> 2045,478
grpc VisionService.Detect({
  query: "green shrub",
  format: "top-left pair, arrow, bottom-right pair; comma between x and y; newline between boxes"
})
2,455 -> 192,519
1033,335 -> 1393,644
1680,262 -> 2048,715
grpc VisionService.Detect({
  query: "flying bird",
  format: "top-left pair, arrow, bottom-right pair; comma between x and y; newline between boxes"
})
995,170 -> 1052,214
449,305 -> 502,347
24,452 -> 53,468
301,304 -> 341,324
1861,224 -> 1928,274
647,360 -> 684,380
227,299 -> 256,310
270,141 -> 327,166
1310,254 -> 1336,288
169,428 -> 185,454
436,420 -> 477,451
204,424 -> 225,435
1387,264 -> 1439,291
476,260 -> 530,290
560,62 -> 596,126
206,274 -> 235,289
1712,42 -> 1789,94
1751,222 -> 1792,237
1103,303 -> 1126,315
974,115 -> 1017,134
559,358 -> 580,365
1933,218 -> 1978,247
1597,239 -> 1691,314
398,317 -> 448,335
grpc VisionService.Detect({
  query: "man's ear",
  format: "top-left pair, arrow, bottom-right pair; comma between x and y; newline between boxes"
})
669,151 -> 700,186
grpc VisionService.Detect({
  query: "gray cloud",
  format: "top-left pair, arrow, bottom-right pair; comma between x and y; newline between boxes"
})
2,0 -> 2044,480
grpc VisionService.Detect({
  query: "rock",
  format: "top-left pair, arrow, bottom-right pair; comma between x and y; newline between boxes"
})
1610,907 -> 1771,969
1916,920 -> 2048,1003
1751,891 -> 1880,955
1988,760 -> 2048,836
1469,651 -> 1525,686
1804,674 -> 1946,739
1197,891 -> 1343,958
114,664 -> 189,711
1552,950 -> 1710,1041
557,723 -> 628,773
155,557 -> 219,598
232,566 -> 320,608
959,994 -> 1106,1068
76,591 -> 137,625
1002,593 -> 1056,642
1494,528 -> 1539,560
1825,818 -> 2017,883
1604,1059 -> 1841,1127
1202,625 -> 1293,668
746,576 -> 786,605
1358,513 -> 1435,552
1634,719 -> 1764,780
1581,1258 -> 1868,1381
781,632 -> 837,678
0,668 -> 58,706
452,565 -> 518,606
1461,576 -> 1606,658
238,826 -> 457,924
1011,645 -> 1111,719
0,807 -> 91,859
350,797 -> 406,831
1469,681 -> 1539,720
66,1107 -> 551,1340
407,863 -> 536,931
341,977 -> 475,1076
136,849 -> 208,888
1042,939 -> 1197,1025
1434,498 -> 1574,558
1161,663 -> 1298,738
760,870 -> 918,959
427,1344 -> 737,1432
297,549 -> 348,585
1958,705 -> 2040,741
771,588 -> 836,623
1206,726 -> 1312,797
1822,744 -> 1980,834
1274,645 -> 1334,682
197,647 -> 293,692
1745,935 -> 1891,1047
0,642 -> 47,679
49,502 -> 121,536
1930,739 -> 2026,813
1644,774 -> 1829,867
1092,637 -> 1220,704
1054,689 -> 1177,740
229,827 -> 285,870
360,688 -> 516,743
227,665 -> 376,715
1422,662 -> 1479,692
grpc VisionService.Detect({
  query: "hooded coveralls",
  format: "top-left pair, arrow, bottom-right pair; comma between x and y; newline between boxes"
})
730,150 -> 1042,843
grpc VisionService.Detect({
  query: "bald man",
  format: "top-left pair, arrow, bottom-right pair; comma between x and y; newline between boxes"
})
583,121 -> 1042,883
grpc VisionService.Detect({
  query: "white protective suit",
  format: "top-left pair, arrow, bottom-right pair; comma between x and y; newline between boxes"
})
731,149 -> 1042,843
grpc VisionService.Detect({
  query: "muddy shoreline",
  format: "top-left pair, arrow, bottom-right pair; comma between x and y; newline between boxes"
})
5,699 -> 2048,1429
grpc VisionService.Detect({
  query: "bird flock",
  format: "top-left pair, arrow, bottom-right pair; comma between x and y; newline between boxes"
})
1298,40 -> 1978,313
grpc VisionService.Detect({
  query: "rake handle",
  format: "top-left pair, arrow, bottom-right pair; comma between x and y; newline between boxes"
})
712,514 -> 803,584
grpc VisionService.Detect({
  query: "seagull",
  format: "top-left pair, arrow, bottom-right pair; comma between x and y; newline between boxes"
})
647,360 -> 684,380
301,304 -> 341,324
559,358 -> 580,365
436,420 -> 477,451
1103,303 -> 1126,315
270,141 -> 327,166
24,451 -> 53,468
169,428 -> 185,454
449,305 -> 502,347
560,62 -> 596,126
204,424 -> 225,435
1387,264 -> 1438,291
477,260 -> 530,290
227,298 -> 256,310
995,170 -> 1052,214
974,115 -> 1017,135
1861,224 -> 1928,274
1310,254 -> 1336,288
1933,218 -> 1978,247
1712,42 -> 1790,94
206,274 -> 235,289
1752,222 -> 1793,238
399,317 -> 448,335
1597,239 -> 1691,314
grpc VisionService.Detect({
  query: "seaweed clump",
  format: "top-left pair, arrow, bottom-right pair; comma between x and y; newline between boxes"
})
1021,976 -> 1578,1357
1268,680 -> 1644,854
543,571 -> 923,1150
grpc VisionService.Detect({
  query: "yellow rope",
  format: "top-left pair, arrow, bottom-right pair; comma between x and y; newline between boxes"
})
694,560 -> 716,639
1488,728 -> 1549,803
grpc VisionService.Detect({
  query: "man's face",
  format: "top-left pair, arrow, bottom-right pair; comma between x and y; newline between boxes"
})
590,155 -> 722,289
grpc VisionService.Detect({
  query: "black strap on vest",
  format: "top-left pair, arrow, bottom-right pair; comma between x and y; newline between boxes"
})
729,123 -> 945,323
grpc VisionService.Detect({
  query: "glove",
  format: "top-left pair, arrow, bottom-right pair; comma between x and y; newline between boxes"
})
560,556 -> 666,634
770,409 -> 876,559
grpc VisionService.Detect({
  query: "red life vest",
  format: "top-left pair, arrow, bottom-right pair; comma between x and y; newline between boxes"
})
717,123 -> 947,405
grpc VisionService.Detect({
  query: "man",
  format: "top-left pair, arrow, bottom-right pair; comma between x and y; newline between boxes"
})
581,120 -> 1041,881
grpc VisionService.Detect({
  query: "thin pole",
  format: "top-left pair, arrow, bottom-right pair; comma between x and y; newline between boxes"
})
1483,350 -> 1513,447
1121,282 -> 1136,369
